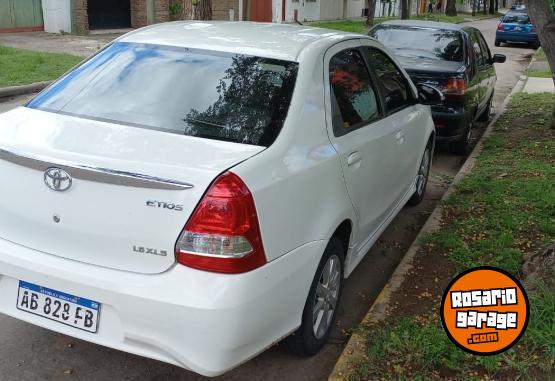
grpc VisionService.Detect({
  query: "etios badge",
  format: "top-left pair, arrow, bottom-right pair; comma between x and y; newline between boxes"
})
44,168 -> 72,192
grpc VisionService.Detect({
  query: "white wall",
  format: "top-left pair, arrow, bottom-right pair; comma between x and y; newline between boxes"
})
285,0 -> 320,22
320,0 -> 343,20
346,0 -> 365,18
42,0 -> 71,33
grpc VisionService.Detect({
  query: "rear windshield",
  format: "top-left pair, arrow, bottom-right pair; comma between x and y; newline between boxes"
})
502,13 -> 531,23
27,42 -> 298,147
369,26 -> 464,62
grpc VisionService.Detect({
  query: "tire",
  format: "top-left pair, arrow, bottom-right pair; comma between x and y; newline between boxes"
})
477,94 -> 493,122
494,39 -> 501,47
530,40 -> 540,49
450,121 -> 473,155
407,139 -> 433,206
286,238 -> 344,357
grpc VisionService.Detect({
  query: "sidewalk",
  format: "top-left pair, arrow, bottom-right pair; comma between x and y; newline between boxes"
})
0,31 -> 121,57
523,76 -> 555,93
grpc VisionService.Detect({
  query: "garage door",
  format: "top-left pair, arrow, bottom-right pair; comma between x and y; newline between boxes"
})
0,0 -> 43,32
88,0 -> 131,29
248,0 -> 272,22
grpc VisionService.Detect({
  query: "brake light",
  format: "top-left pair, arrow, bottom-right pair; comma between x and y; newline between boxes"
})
531,26 -> 537,32
497,23 -> 504,31
443,77 -> 467,99
175,172 -> 266,274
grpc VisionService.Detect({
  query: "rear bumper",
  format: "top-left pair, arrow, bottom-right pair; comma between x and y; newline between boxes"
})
495,31 -> 538,43
0,237 -> 325,376
431,107 -> 473,142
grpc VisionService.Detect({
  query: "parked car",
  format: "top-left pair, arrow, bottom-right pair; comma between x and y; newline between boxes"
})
495,12 -> 540,48
510,4 -> 527,11
0,22 -> 440,376
369,20 -> 506,154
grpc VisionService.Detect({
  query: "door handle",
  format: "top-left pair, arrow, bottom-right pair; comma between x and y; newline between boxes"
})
347,151 -> 362,168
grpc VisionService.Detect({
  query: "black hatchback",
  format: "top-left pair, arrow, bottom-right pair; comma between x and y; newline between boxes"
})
369,20 -> 506,154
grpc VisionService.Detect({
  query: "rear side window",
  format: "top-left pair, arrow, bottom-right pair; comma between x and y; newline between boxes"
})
27,42 -> 298,147
503,13 -> 531,23
364,48 -> 413,114
329,49 -> 380,136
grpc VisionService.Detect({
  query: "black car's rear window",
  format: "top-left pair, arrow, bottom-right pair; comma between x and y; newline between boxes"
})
369,26 -> 464,62
502,13 -> 531,23
27,42 -> 298,147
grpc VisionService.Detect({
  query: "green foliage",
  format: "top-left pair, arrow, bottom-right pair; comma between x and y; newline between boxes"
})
169,1 -> 183,16
351,93 -> 555,380
309,13 -> 503,34
0,45 -> 82,87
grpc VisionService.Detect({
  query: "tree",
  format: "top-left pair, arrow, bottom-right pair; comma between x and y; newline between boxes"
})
445,0 -> 457,16
489,0 -> 495,13
524,0 -> 555,128
401,0 -> 410,19
193,0 -> 212,20
366,0 -> 378,26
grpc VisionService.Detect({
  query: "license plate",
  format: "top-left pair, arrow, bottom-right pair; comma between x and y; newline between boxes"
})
16,281 -> 100,333
514,27 -> 521,31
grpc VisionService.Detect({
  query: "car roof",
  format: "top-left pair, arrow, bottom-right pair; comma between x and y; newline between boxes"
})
376,19 -> 467,31
120,21 -> 360,62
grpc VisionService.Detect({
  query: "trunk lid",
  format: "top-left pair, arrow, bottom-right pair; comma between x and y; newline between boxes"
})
397,56 -> 465,88
500,21 -> 534,33
0,107 -> 265,274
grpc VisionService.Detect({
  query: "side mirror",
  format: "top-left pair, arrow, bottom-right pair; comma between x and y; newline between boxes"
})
491,53 -> 506,63
417,83 -> 444,106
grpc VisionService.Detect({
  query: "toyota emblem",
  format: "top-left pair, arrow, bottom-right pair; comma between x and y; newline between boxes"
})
44,168 -> 72,192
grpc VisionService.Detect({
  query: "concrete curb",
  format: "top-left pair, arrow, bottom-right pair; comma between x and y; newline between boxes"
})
328,77 -> 527,381
0,81 -> 52,99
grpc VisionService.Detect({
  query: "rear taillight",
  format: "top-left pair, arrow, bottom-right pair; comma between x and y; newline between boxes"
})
497,23 -> 504,31
175,172 -> 266,274
531,26 -> 537,32
442,77 -> 467,100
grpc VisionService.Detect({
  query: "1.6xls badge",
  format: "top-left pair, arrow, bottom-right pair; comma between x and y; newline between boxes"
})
440,266 -> 529,355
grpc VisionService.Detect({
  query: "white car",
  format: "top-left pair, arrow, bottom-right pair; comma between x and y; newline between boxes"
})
0,22 -> 440,376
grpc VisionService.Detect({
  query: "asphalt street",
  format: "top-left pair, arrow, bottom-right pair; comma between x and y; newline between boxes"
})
0,16 -> 534,381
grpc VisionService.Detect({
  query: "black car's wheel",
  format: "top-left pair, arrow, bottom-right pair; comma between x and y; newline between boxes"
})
286,238 -> 344,356
478,94 -> 493,122
450,121 -> 473,155
494,39 -> 501,47
407,139 -> 433,206
530,40 -> 540,49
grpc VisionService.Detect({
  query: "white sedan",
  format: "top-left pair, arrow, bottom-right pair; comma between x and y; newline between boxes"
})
0,22 -> 440,376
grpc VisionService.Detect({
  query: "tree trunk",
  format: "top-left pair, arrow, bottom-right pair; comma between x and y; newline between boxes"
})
445,0 -> 457,15
182,0 -> 193,19
472,0 -> 477,16
366,0 -> 378,25
489,0 -> 495,13
193,0 -> 212,20
495,0 -> 499,12
524,0 -> 555,129
401,0 -> 410,19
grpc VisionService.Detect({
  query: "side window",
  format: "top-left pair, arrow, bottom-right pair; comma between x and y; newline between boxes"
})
477,33 -> 491,64
471,32 -> 485,67
329,49 -> 380,136
364,48 -> 413,115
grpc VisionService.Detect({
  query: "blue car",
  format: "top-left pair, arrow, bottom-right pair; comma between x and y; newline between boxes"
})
495,12 -> 540,48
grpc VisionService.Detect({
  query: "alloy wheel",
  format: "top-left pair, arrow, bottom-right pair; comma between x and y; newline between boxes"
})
416,146 -> 431,196
312,254 -> 341,339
